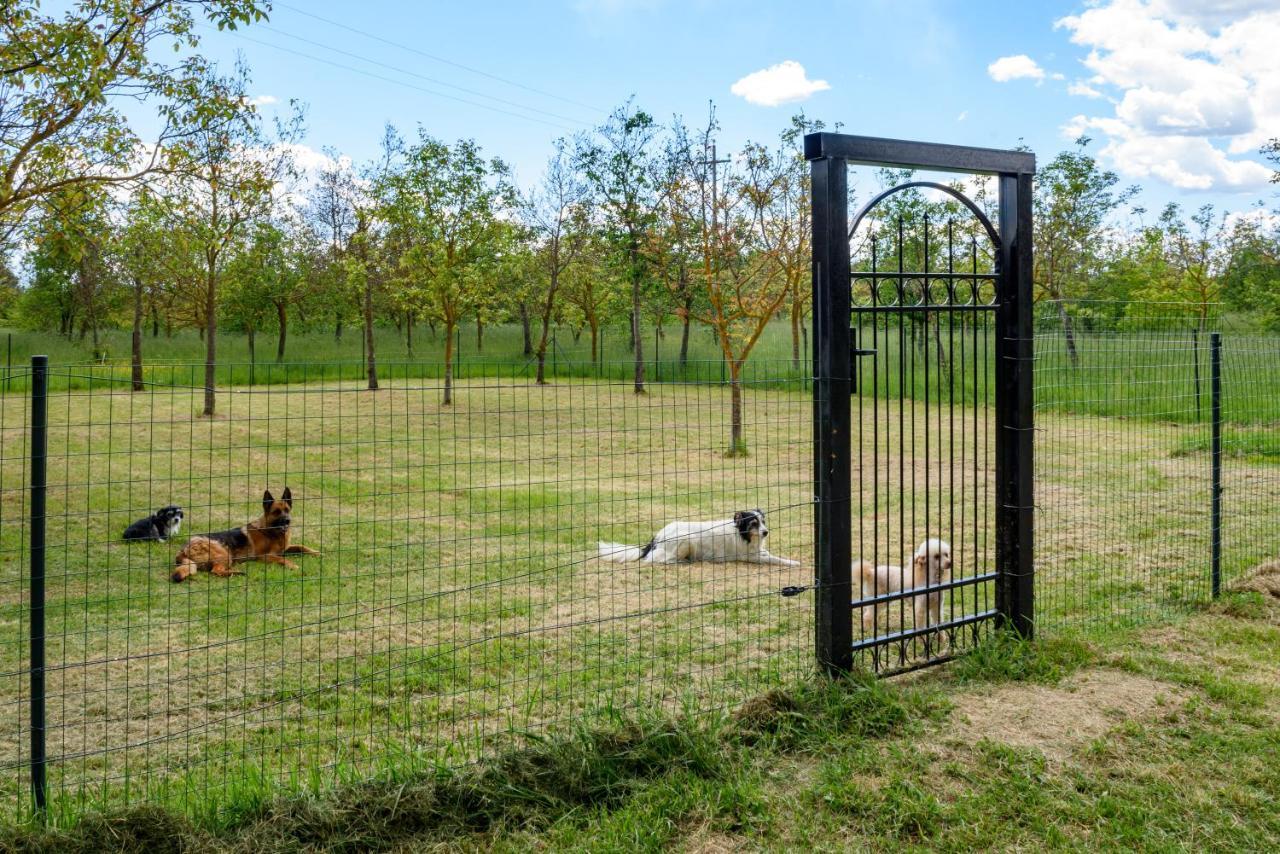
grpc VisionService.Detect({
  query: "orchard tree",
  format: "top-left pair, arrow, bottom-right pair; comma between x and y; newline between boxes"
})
378,129 -> 513,405
576,101 -> 668,393
0,0 -> 269,237
118,189 -> 171,389
524,138 -> 591,384
163,60 -> 301,415
560,228 -> 620,363
1034,137 -> 1138,364
1156,203 -> 1227,332
670,115 -> 793,456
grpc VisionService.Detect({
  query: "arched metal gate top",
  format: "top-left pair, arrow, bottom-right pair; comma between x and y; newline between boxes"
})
849,180 -> 1001,251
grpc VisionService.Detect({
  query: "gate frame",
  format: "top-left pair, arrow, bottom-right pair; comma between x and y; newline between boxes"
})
805,132 -> 1036,675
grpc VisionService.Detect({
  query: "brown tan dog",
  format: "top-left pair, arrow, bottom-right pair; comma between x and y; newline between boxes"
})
856,538 -> 952,633
171,488 -> 318,583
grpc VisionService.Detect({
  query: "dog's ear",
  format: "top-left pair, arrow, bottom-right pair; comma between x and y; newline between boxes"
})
754,508 -> 765,522
282,487 -> 293,508
263,490 -> 274,512
734,511 -> 754,542
914,552 -> 927,580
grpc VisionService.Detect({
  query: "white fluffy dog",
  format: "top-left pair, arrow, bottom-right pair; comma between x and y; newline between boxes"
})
856,538 -> 952,632
599,509 -> 800,566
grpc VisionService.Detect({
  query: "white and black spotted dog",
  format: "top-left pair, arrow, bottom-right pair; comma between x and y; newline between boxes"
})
122,505 -> 184,543
599,509 -> 800,566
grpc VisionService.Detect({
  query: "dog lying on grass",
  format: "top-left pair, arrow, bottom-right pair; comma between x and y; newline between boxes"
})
122,505 -> 184,542
599,509 -> 800,566
171,488 -> 318,583
856,538 -> 952,633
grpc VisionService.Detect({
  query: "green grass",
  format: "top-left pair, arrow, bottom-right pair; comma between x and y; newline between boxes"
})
5,608 -> 1278,852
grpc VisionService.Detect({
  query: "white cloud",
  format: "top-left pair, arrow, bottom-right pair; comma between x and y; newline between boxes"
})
1055,0 -> 1279,193
987,54 -> 1045,82
730,61 -> 830,107
957,110 -> 968,122
249,94 -> 279,107
1067,81 -> 1104,98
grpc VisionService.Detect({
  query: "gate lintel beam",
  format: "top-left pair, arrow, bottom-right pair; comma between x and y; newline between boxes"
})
804,132 -> 1035,176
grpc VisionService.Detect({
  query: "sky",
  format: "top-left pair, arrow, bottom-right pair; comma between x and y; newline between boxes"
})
180,0 -> 1278,215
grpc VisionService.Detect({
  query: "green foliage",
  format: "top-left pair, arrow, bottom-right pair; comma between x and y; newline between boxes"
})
0,0 -> 270,235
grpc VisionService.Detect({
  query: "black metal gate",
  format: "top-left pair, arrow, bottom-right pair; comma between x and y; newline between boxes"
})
807,134 -> 1035,674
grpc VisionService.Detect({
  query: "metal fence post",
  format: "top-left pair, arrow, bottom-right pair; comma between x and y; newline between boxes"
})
29,355 -> 49,817
1211,332 -> 1222,598
995,172 -> 1035,638
809,152 -> 853,674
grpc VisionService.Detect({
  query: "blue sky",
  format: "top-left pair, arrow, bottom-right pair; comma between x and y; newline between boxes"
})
188,0 -> 1279,215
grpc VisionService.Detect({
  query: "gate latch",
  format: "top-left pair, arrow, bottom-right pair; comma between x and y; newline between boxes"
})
851,327 -> 875,393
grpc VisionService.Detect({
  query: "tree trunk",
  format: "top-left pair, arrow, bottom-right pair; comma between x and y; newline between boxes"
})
406,312 -> 413,355
364,275 -> 379,391
476,317 -> 484,352
275,301 -> 287,362
151,304 -> 160,338
520,302 -> 533,355
203,261 -> 217,417
680,309 -> 691,366
727,358 -> 745,456
590,318 -> 599,363
198,324 -> 204,342
131,278 -> 144,392
334,319 -> 343,342
1055,298 -> 1079,366
790,299 -> 802,363
442,318 -> 455,405
248,325 -> 256,364
630,246 -> 645,393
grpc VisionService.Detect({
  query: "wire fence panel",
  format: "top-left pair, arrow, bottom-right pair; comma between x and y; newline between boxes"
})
0,358 -> 814,823
1220,336 -> 1280,586
1035,314 -> 1280,632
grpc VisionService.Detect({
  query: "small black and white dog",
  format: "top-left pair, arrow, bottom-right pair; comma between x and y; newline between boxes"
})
122,505 -> 184,542
599,509 -> 800,566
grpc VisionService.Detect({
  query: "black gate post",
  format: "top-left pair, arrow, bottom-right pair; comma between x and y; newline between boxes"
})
29,355 -> 49,817
1210,332 -> 1222,598
995,173 -> 1035,637
809,151 -> 853,674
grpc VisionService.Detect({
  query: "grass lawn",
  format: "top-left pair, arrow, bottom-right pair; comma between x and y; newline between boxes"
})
5,594 -> 1279,851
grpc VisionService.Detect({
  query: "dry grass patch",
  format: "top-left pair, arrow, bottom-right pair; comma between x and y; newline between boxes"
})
948,669 -> 1185,765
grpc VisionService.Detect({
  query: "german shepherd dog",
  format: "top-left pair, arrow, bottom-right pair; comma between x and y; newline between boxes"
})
171,488 -> 318,583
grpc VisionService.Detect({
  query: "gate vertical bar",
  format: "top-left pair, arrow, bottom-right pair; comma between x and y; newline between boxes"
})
29,355 -> 49,817
1210,332 -> 1222,599
810,154 -> 853,674
995,172 -> 1035,637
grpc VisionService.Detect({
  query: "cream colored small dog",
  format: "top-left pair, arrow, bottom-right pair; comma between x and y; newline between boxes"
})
856,538 -> 952,633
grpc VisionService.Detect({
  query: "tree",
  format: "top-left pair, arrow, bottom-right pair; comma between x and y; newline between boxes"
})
775,114 -> 826,363
560,229 -> 620,363
1033,137 -> 1138,364
1155,203 -> 1227,332
307,149 -> 360,342
223,219 -> 310,363
0,0 -> 268,238
524,139 -> 591,384
23,186 -> 121,353
377,129 -> 513,405
162,61 -> 301,415
118,189 -> 171,389
576,101 -> 668,394
669,114 -> 793,456
1222,215 -> 1280,330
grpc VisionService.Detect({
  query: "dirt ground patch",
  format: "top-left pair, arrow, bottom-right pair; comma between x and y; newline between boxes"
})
947,669 -> 1185,764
